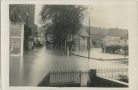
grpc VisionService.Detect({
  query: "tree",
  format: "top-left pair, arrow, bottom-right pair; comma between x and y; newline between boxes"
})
40,5 -> 87,51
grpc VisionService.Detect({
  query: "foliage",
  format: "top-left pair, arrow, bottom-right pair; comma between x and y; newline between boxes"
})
40,5 -> 87,49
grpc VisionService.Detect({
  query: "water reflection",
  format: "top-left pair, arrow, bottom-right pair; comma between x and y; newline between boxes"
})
10,47 -> 127,86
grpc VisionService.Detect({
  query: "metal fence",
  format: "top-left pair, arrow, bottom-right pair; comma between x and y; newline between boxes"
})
38,68 -> 128,87
49,70 -> 89,87
96,66 -> 128,81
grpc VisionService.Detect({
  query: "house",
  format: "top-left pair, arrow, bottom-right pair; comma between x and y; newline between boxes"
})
102,36 -> 120,53
102,36 -> 121,47
102,35 -> 128,55
9,4 -> 37,50
73,28 -> 89,51
10,22 -> 24,56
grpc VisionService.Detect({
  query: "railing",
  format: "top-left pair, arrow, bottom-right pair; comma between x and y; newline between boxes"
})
49,71 -> 89,87
50,71 -> 80,85
96,66 -> 128,82
38,68 -> 128,87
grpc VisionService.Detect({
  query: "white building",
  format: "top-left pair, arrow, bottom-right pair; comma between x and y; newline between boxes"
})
10,22 -> 24,56
103,36 -> 128,47
120,36 -> 128,46
102,36 -> 121,46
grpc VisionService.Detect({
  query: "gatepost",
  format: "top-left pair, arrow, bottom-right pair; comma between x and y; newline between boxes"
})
87,69 -> 97,86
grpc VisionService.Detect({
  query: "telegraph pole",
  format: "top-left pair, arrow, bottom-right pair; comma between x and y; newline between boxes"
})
88,17 -> 91,69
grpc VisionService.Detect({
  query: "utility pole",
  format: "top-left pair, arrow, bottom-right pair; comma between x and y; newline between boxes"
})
88,17 -> 91,69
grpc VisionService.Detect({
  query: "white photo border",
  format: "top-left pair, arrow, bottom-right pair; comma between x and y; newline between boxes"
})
1,0 -> 138,90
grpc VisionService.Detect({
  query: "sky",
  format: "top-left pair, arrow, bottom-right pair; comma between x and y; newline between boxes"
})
35,3 -> 130,29
35,4 -> 43,26
83,4 -> 129,29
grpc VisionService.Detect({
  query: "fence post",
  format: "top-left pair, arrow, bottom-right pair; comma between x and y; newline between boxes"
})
79,71 -> 81,87
87,69 -> 97,86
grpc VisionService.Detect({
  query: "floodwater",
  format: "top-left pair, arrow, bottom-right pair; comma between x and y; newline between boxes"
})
73,48 -> 128,59
10,47 -> 128,86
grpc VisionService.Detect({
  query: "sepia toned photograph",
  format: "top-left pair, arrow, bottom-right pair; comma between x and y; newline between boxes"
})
9,3 -> 129,87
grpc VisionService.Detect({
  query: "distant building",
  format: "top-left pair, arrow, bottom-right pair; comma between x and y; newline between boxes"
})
74,28 -> 89,51
120,36 -> 128,46
102,36 -> 121,46
34,30 -> 45,47
102,36 -> 128,47
102,35 -> 128,54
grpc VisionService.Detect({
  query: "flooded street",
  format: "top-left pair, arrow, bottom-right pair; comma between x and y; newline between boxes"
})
10,47 -> 128,86
10,47 -> 88,86
7,4 -> 130,87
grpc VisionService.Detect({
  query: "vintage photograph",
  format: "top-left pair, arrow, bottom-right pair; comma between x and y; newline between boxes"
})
9,4 -> 129,87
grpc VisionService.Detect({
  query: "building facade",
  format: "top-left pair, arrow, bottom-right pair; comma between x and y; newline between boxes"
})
102,36 -> 121,46
10,22 -> 24,56
102,36 -> 128,47
9,4 -> 37,50
102,36 -> 128,55
74,28 -> 89,51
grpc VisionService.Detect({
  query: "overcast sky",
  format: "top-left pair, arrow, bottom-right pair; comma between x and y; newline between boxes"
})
35,3 -> 129,29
